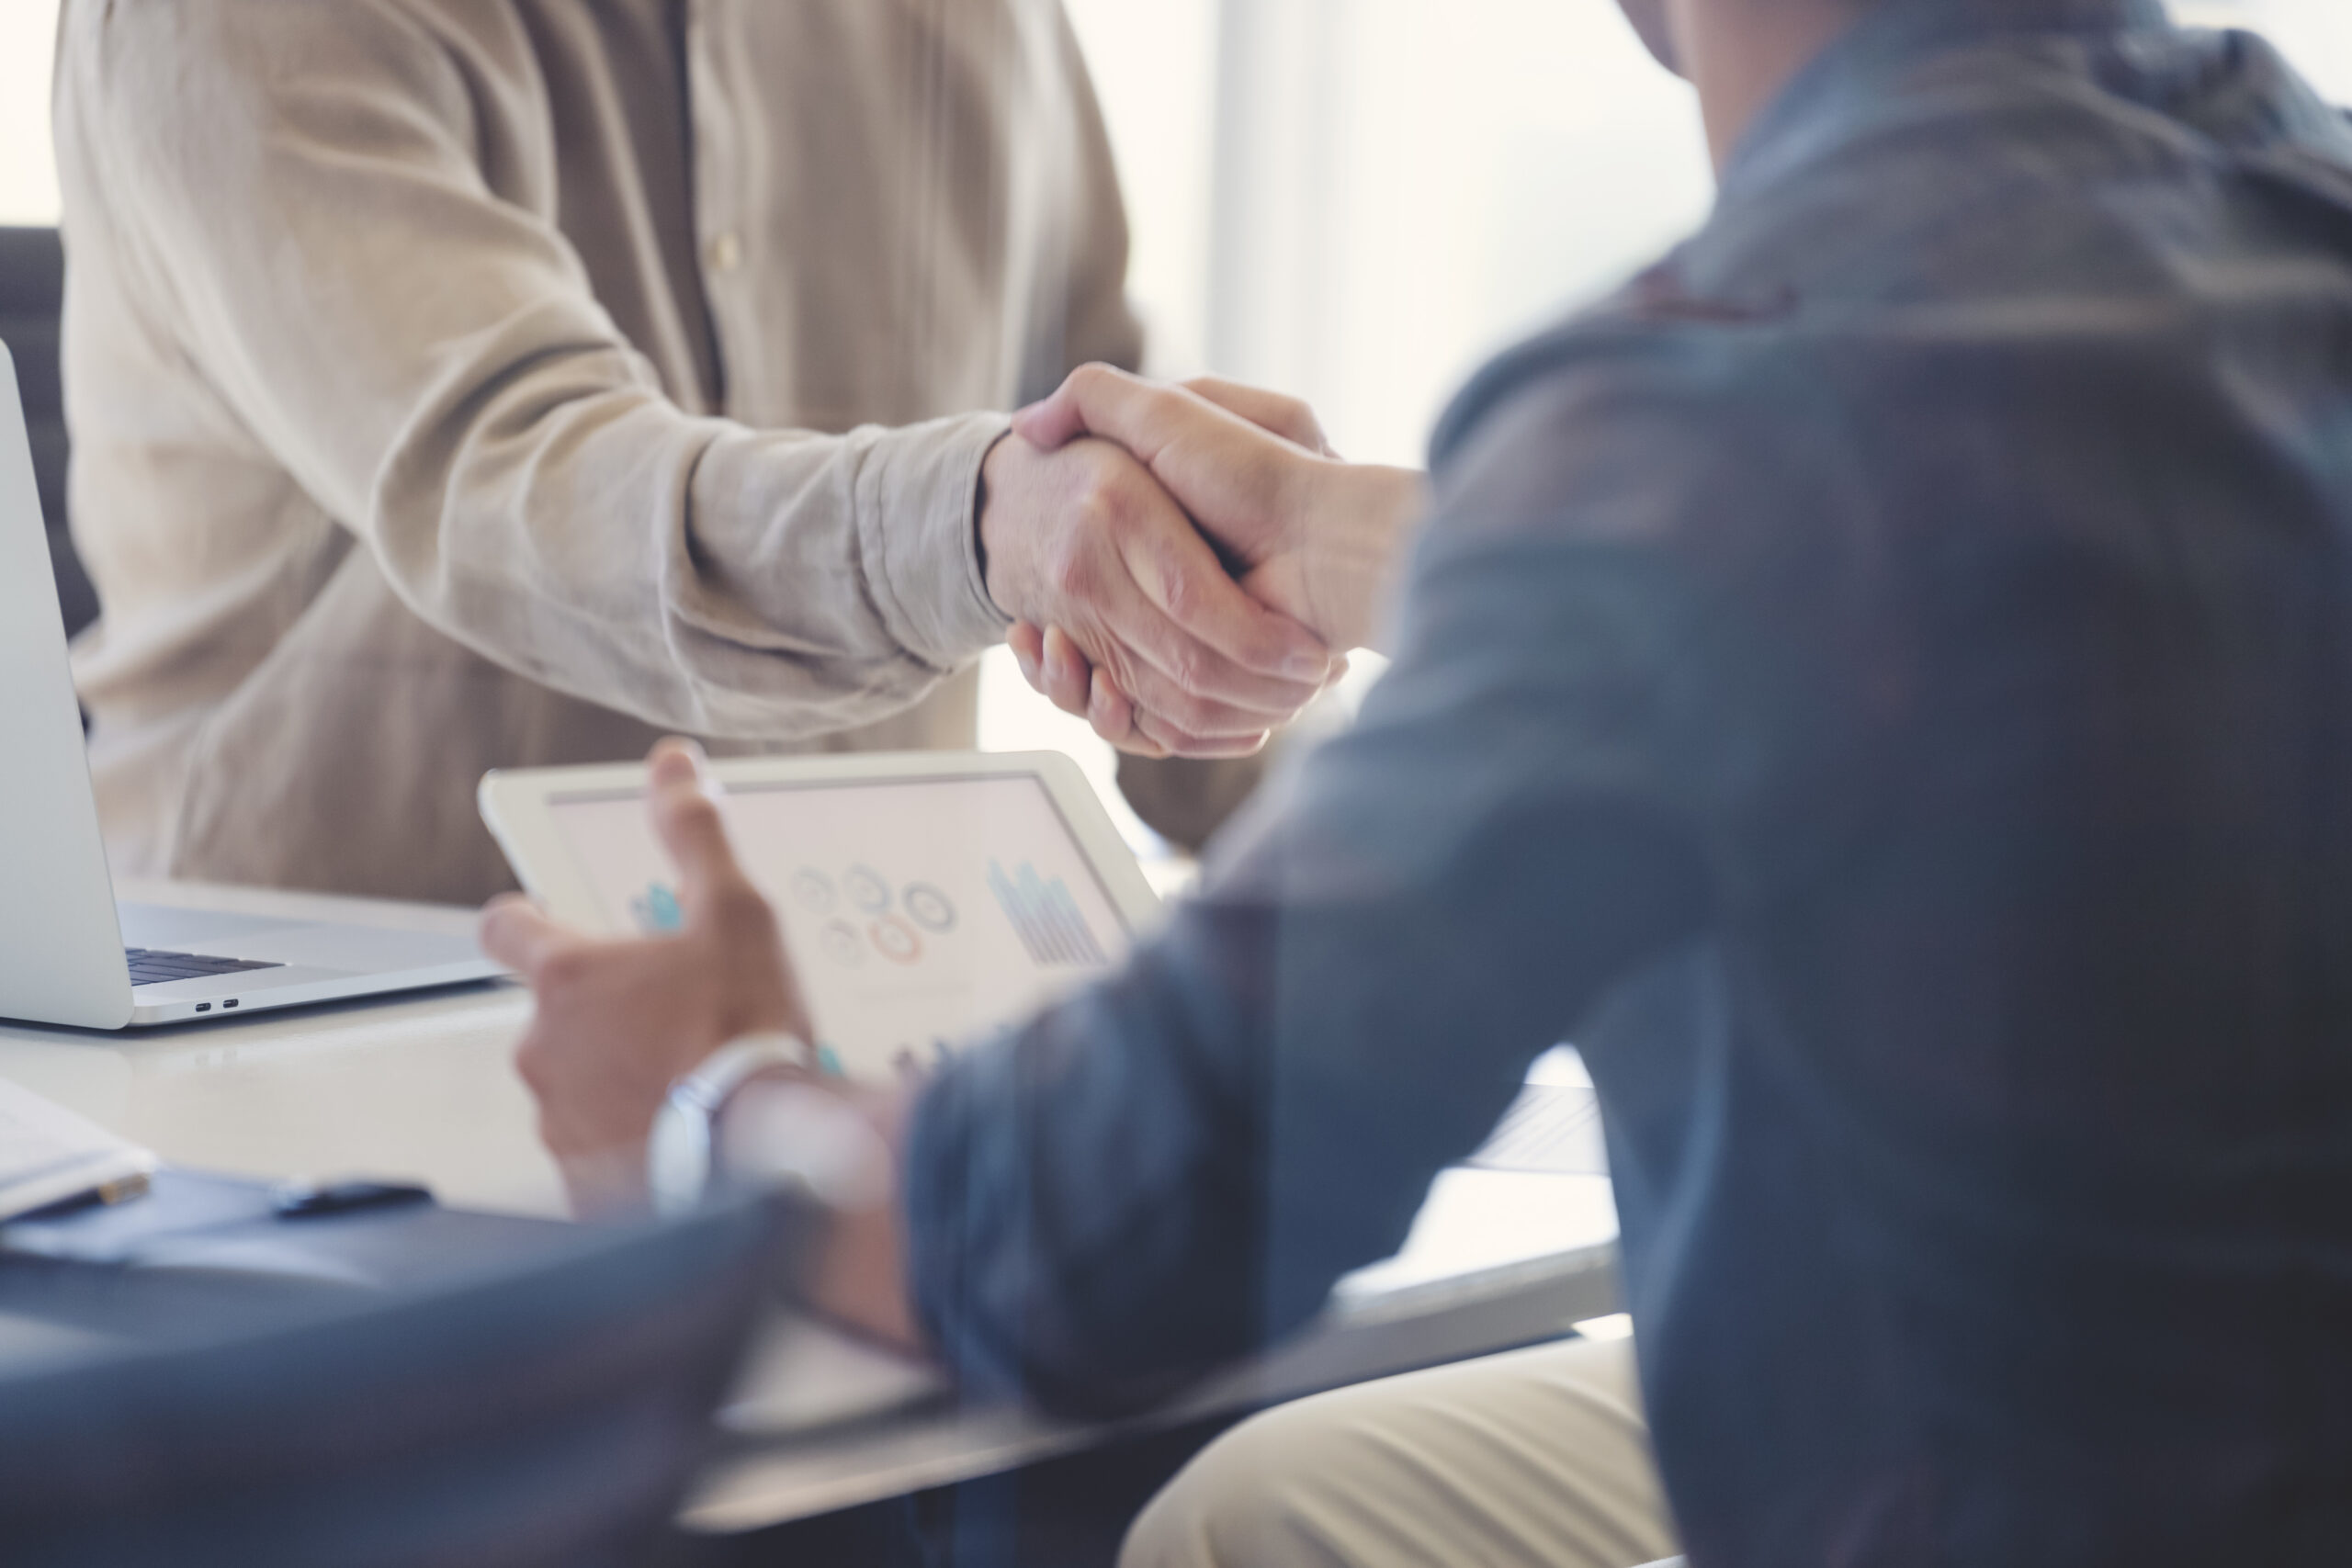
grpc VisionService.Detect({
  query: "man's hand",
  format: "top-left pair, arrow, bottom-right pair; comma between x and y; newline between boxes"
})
481,739 -> 810,1216
1004,367 -> 1430,748
483,740 -> 928,1351
979,432 -> 1340,759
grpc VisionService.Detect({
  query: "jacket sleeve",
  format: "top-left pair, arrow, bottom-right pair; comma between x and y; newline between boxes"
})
901,358 -> 1763,1415
62,0 -> 1011,741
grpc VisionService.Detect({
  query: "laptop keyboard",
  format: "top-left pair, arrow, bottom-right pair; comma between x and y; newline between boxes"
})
1464,1083 -> 1610,1176
124,948 -> 287,988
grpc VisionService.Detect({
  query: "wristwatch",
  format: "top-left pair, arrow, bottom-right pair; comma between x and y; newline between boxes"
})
647,1034 -> 810,1217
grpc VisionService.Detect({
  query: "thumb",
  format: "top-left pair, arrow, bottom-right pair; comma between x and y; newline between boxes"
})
645,739 -> 750,919
480,894 -> 574,978
1010,364 -> 1193,466
1012,387 -> 1087,451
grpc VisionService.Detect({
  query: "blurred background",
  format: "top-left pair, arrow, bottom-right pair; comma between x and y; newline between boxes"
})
4,0 -> 2346,806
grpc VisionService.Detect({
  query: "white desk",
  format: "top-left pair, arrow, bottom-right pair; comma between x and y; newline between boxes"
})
0,882 -> 1621,1531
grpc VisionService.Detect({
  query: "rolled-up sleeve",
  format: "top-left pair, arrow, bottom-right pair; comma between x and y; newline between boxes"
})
71,0 -> 1010,739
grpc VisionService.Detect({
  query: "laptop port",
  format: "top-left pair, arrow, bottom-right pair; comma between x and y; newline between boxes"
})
223,999 -> 240,1010
196,1003 -> 212,1013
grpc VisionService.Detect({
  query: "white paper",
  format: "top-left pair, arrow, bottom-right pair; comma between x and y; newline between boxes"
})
0,1076 -> 157,1224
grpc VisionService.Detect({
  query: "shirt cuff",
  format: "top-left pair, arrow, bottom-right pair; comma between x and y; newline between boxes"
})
857,411 -> 1016,671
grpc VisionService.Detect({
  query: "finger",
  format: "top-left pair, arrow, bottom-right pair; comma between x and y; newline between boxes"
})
648,736 -> 707,792
1008,621 -> 1047,690
1040,626 -> 1092,716
1099,469 -> 1332,686
1060,603 -> 1305,738
1023,367 -> 1313,502
1011,369 -> 1101,450
1108,731 -> 1173,760
1039,626 -> 1094,718
1038,490 -> 1325,722
1020,370 -> 1334,638
1069,607 -> 1319,739
481,894 -> 579,978
1087,651 -> 1297,738
1014,364 -> 1206,472
1128,704 -> 1272,760
1103,530 -> 1334,712
1180,376 -> 1337,457
644,741 -> 755,919
1083,661 -> 1140,749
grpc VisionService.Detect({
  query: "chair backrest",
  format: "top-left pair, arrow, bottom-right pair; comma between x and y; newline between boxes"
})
0,226 -> 92,637
0,1193 -> 803,1568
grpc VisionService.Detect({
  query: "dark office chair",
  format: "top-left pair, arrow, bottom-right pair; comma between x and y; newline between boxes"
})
0,1193 -> 803,1568
0,225 -> 94,638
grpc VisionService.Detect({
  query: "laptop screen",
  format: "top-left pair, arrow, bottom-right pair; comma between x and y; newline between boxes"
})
544,773 -> 1133,1082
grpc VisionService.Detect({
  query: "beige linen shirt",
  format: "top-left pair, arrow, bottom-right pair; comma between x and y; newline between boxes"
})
51,0 -> 1143,904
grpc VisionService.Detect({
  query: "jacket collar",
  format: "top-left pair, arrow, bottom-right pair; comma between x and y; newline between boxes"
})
1718,0 -> 2174,198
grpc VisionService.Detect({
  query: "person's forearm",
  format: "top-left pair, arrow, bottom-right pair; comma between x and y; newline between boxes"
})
82,0 -> 1012,747
797,1088 -> 930,1352
897,936 -> 1295,1416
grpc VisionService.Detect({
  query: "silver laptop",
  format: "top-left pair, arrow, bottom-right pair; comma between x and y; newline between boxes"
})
0,344 -> 502,1030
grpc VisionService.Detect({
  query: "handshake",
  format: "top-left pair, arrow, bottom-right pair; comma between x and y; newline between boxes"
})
978,366 -> 1430,758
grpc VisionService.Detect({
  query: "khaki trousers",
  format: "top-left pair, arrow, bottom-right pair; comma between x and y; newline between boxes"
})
1121,1336 -> 1679,1568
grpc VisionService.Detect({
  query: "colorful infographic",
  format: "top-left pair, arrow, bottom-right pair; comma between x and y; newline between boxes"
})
988,861 -> 1107,966
548,773 -> 1132,1082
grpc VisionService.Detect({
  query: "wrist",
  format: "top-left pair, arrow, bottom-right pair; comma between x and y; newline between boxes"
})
651,1049 -> 925,1352
1308,464 -> 1429,654
976,428 -> 1022,618
797,1085 -> 924,1351
647,1033 -> 814,1217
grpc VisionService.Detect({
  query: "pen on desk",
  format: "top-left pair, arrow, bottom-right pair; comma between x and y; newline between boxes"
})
269,1179 -> 435,1219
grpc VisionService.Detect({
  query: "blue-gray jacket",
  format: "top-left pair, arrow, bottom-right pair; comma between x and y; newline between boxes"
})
910,1 -> 2352,1559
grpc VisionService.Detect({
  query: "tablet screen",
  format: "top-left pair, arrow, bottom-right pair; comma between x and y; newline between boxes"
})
544,773 -> 1133,1082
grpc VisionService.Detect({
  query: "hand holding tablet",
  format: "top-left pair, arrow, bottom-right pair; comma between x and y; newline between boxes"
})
480,749 -> 1160,1086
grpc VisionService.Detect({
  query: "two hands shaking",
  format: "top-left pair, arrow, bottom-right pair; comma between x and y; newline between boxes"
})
482,369 -> 1428,1349
976,366 -> 1429,757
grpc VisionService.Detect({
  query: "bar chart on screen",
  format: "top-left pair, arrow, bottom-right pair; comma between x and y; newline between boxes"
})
988,860 -> 1108,968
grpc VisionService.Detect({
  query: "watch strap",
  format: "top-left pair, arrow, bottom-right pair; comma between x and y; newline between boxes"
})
648,1033 -> 810,1215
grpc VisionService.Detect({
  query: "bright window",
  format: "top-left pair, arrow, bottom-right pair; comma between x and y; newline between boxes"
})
0,0 -> 61,225
1196,0 -> 2352,466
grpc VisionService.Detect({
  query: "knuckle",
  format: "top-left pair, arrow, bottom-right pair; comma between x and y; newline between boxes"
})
537,947 -> 595,993
1098,648 -> 1145,705
1165,642 -> 1209,696
1078,470 -> 1137,533
514,1034 -> 554,1091
1046,536 -> 1096,599
710,877 -> 775,931
1157,562 -> 1200,624
1170,691 -> 1226,736
1136,711 -> 1195,755
1251,649 -> 1306,694
671,793 -> 724,840
1237,444 -> 1290,500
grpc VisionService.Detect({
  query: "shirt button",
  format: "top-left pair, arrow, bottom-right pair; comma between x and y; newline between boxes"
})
707,232 -> 742,274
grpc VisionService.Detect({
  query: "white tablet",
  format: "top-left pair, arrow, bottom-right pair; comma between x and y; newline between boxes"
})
479,751 -> 1161,1082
